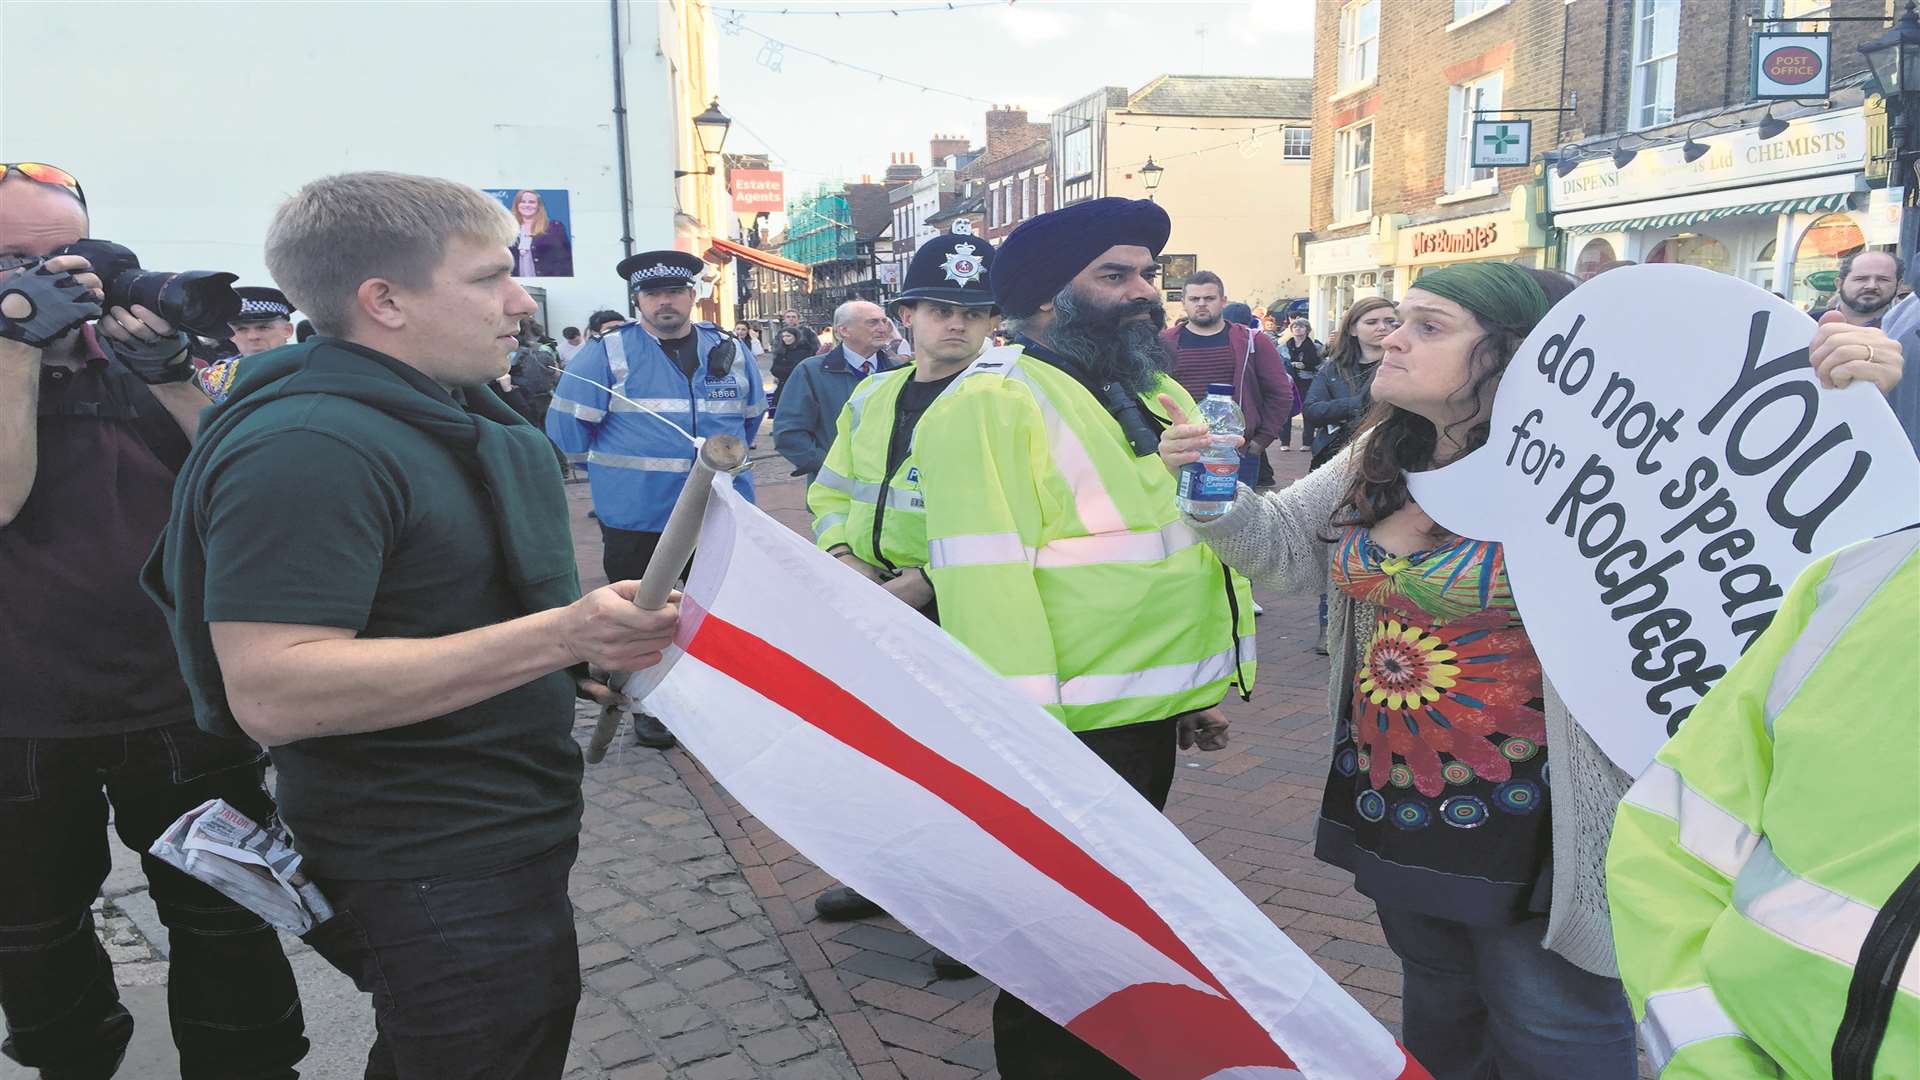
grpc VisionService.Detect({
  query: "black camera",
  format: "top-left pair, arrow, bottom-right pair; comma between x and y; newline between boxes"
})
53,239 -> 240,338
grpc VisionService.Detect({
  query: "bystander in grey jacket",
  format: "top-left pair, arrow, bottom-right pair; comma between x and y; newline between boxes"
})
1186,440 -> 1632,978
772,344 -> 896,479
1874,292 -> 1920,457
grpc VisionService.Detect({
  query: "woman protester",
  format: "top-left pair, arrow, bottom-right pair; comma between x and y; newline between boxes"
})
1157,262 -> 1905,1079
1303,297 -> 1395,470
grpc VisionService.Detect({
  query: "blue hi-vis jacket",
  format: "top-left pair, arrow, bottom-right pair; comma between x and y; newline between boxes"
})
547,321 -> 765,532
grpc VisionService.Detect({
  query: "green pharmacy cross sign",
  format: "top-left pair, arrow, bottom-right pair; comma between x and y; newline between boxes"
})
1470,118 -> 1532,169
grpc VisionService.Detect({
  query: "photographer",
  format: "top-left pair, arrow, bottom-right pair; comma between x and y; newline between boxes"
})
0,164 -> 307,1077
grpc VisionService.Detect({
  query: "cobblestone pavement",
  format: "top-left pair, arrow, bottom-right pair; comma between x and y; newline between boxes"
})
46,424 -> 1405,1080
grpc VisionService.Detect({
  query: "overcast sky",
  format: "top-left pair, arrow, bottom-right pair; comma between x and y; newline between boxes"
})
714,0 -> 1315,192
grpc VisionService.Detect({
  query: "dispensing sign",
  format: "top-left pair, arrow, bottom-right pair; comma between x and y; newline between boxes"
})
1752,32 -> 1831,100
1470,119 -> 1532,169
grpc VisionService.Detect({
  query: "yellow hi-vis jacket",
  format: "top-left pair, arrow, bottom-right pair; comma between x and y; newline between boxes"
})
808,363 -> 954,571
912,344 -> 1256,733
1606,527 -> 1920,1079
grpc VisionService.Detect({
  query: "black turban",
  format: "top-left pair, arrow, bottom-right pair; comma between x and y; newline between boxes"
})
991,197 -> 1172,318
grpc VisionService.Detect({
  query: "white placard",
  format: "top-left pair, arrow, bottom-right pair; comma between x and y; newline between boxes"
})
1753,32 -> 1831,100
1407,265 -> 1920,776
1470,119 -> 1531,169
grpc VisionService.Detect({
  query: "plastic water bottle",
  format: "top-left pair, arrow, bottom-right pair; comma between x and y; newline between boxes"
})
1176,384 -> 1244,519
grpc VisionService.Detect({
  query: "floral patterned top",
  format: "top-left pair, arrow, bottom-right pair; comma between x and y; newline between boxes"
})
1316,526 -> 1553,926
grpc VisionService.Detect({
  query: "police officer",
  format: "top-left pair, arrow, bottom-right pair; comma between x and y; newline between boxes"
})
548,250 -> 766,749
805,232 -> 1000,934
194,285 -> 295,403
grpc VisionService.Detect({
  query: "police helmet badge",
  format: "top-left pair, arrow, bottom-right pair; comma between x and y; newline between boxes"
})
941,243 -> 984,287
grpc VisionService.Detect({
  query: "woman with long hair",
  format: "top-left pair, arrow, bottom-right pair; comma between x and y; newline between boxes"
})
1302,296 -> 1395,470
1158,263 -> 1904,1078
508,189 -> 573,277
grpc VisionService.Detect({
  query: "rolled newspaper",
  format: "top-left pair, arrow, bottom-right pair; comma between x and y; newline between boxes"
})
150,799 -> 333,936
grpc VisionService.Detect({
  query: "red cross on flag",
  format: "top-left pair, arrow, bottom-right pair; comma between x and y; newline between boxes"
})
634,477 -> 1430,1080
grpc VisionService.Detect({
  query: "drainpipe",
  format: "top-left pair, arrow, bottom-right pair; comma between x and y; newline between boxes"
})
609,0 -> 637,310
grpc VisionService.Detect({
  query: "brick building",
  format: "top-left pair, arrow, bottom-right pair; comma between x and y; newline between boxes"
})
1547,0 -> 1891,312
1302,0 -> 1565,341
1054,75 -> 1315,315
969,106 -> 1053,241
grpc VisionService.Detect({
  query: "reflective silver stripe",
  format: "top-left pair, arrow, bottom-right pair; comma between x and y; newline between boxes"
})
1005,674 -> 1062,706
814,466 -> 857,493
1639,986 -> 1752,1070
816,467 -> 922,511
611,398 -> 694,414
1035,521 -> 1199,570
1003,365 -> 1129,535
1733,837 -> 1920,995
585,451 -> 693,473
1057,640 -> 1251,707
1764,530 -> 1920,736
813,512 -> 847,540
928,532 -> 1035,568
846,375 -> 890,434
605,332 -> 630,384
549,397 -> 606,422
1621,762 -> 1760,879
562,451 -> 588,464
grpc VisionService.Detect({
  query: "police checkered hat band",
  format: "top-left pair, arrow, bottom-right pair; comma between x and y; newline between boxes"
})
617,250 -> 705,291
232,286 -> 294,322
238,297 -> 292,318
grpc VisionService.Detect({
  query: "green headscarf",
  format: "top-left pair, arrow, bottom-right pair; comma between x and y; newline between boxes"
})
1410,262 -> 1550,335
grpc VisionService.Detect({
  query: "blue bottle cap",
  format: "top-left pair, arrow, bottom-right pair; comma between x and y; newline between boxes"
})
1206,383 -> 1233,396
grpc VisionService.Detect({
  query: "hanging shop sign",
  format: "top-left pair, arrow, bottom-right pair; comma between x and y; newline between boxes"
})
1470,119 -> 1532,169
1752,32 -> 1831,100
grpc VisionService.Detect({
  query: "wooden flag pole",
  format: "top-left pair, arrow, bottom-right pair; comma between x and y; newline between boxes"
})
585,433 -> 748,764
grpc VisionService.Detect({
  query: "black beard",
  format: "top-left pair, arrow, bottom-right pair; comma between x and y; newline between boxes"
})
1840,286 -> 1892,317
1045,287 -> 1168,394
1187,310 -> 1222,328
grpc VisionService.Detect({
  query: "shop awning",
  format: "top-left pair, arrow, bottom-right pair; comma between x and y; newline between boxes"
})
1561,191 -> 1854,235
706,237 -> 811,284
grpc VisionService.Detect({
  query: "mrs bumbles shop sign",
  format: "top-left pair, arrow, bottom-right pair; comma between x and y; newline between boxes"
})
1409,221 -> 1499,258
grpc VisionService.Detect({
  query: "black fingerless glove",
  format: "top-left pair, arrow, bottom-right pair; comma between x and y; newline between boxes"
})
98,324 -> 194,384
0,259 -> 102,348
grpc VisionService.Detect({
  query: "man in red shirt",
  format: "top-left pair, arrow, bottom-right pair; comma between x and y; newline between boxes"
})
1158,270 -> 1293,488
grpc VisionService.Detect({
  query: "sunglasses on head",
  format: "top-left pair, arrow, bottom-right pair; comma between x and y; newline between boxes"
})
0,163 -> 87,208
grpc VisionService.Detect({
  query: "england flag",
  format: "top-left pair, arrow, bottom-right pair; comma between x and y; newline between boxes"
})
635,475 -> 1429,1080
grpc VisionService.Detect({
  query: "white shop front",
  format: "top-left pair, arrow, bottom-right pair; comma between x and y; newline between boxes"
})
1550,109 -> 1871,311
1304,229 -> 1394,343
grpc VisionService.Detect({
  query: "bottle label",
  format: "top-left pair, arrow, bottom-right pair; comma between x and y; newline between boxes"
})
1178,459 -> 1240,504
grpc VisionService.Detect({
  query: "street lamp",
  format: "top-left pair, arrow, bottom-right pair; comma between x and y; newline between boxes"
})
1139,156 -> 1165,199
1862,3 -> 1920,267
675,98 -> 733,178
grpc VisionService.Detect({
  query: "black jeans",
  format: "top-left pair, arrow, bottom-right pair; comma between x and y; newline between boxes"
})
992,717 -> 1179,1079
0,722 -> 306,1080
601,523 -> 693,586
303,838 -> 581,1080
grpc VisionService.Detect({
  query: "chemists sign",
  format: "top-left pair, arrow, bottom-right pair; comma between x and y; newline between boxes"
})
1408,265 -> 1919,775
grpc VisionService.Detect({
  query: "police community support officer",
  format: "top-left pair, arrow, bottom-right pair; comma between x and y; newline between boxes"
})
547,249 -> 766,749
194,285 -> 296,403
804,232 -> 1001,935
909,198 -> 1256,1076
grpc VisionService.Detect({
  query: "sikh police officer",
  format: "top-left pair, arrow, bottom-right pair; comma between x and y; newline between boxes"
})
194,285 -> 296,403
548,250 -> 765,749
911,198 -> 1255,1075
805,232 -> 1000,933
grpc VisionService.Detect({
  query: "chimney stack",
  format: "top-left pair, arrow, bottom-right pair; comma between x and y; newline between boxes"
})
985,106 -> 1036,164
